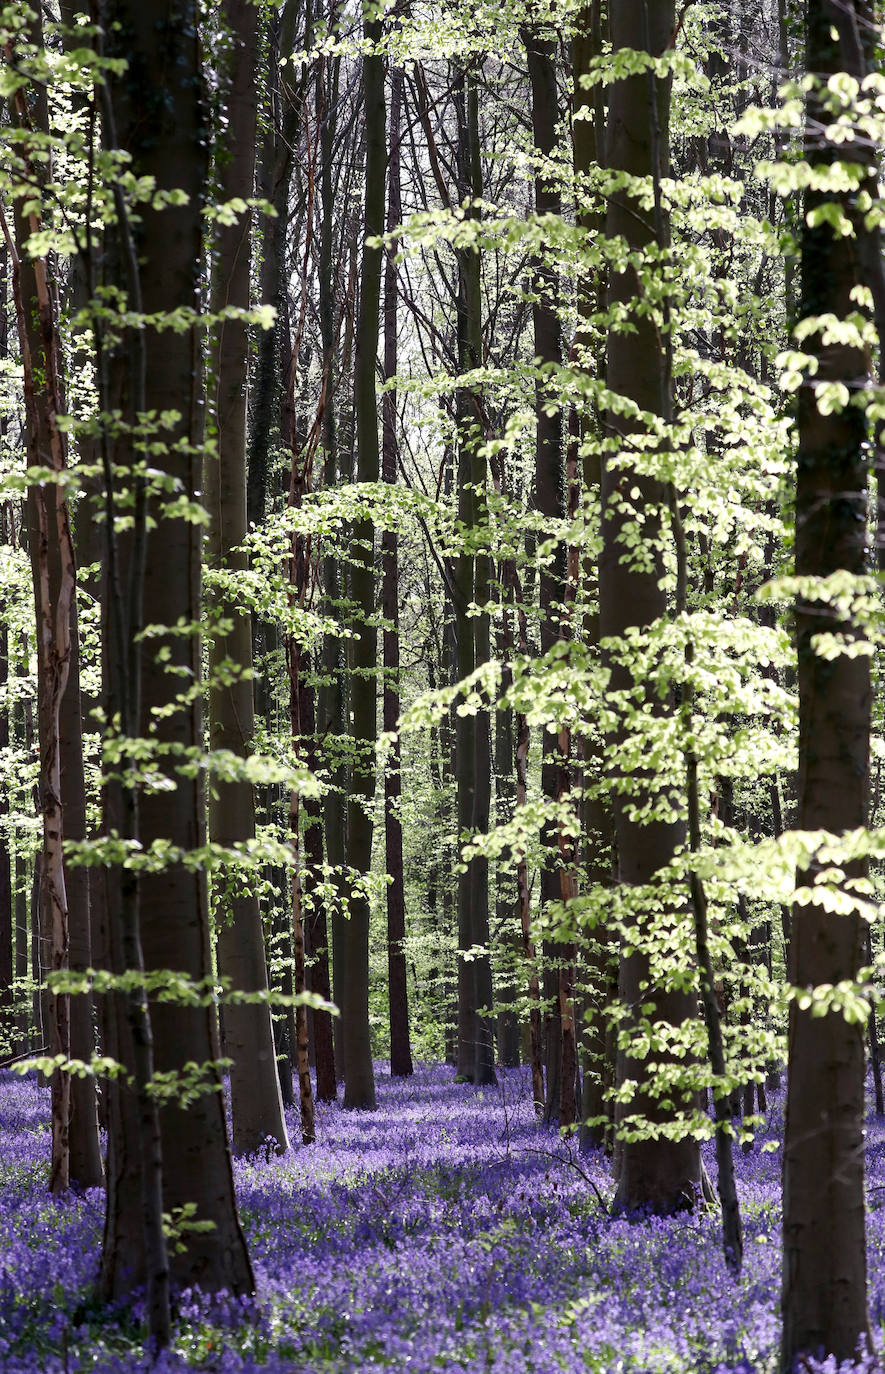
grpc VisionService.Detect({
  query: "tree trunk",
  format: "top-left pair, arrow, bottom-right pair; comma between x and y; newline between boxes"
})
781,2 -> 874,1364
316,46 -> 346,1095
489,463 -> 544,1110
602,0 -> 702,1214
342,12 -> 385,1110
248,0 -> 301,531
206,0 -> 289,1159
0,553 -> 12,1056
7,50 -> 78,1194
523,27 -> 566,1122
299,669 -> 337,1102
572,0 -> 615,1157
99,0 -> 253,1312
382,66 -> 413,1079
493,606 -> 520,1071
61,599 -> 104,1190
453,63 -> 495,1087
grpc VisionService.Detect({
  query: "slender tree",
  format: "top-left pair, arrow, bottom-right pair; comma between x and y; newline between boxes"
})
453,60 -> 495,1087
523,20 -> 568,1124
342,4 -> 386,1109
206,0 -> 290,1159
382,64 -> 413,1079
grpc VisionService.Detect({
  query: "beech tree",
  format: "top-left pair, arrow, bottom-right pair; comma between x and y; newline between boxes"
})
206,0 -> 289,1159
343,2 -> 385,1111
97,0 -> 252,1326
599,0 -> 703,1213
780,0 -> 879,1362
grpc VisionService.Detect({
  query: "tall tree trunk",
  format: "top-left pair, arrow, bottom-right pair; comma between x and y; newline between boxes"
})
524,24 -> 567,1123
781,1 -> 874,1364
6,40 -> 78,1195
342,9 -> 386,1110
572,0 -> 615,1156
453,63 -> 495,1087
601,0 -> 702,1214
0,307 -> 12,1056
382,66 -> 413,1079
98,0 -> 253,1315
315,42 -> 346,1094
206,0 -> 289,1159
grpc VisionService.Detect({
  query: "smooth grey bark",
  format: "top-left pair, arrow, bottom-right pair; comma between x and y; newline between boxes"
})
206,0 -> 289,1158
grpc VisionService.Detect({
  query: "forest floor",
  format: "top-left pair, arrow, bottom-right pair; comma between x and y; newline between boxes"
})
1,1063 -> 884,1373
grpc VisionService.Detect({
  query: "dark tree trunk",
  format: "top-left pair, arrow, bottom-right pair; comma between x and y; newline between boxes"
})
781,2 -> 874,1365
382,66 -> 413,1079
249,0 -> 300,531
315,39 -> 345,1097
342,11 -> 386,1110
453,63 -> 495,1088
61,600 -> 104,1190
98,0 -> 253,1318
299,670 -> 336,1102
572,0 -> 615,1157
523,26 -> 566,1123
602,0 -> 702,1214
0,553 -> 11,1055
207,0 -> 289,1159
493,610 -> 520,1071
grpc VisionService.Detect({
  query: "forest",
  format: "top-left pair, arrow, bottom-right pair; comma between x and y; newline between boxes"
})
0,0 -> 884,1368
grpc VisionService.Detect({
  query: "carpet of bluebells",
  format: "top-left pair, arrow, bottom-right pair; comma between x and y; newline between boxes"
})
2,1063 -> 885,1372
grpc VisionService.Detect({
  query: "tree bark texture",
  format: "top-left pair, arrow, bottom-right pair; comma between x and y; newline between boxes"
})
100,0 -> 254,1303
781,1 -> 874,1364
5,46 -> 82,1193
601,0 -> 702,1214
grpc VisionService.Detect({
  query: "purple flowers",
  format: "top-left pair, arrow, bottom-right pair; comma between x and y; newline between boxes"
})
0,1063 -> 882,1371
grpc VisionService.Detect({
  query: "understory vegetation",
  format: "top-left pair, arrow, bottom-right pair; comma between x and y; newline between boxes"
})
0,1063 -> 883,1374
